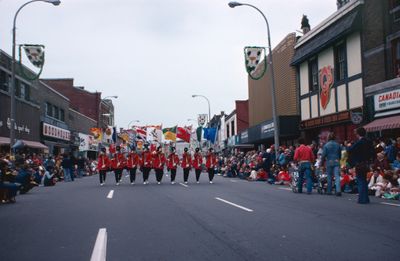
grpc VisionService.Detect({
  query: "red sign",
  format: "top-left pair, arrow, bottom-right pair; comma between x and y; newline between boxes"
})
319,66 -> 334,110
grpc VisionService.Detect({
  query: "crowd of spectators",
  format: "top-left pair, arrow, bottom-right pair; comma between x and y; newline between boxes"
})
0,152 -> 97,204
215,136 -> 400,200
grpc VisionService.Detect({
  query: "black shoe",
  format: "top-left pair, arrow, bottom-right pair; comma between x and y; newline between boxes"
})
336,192 -> 342,197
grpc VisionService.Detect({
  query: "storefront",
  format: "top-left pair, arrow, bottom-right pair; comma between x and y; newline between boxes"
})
41,122 -> 71,155
364,79 -> 400,138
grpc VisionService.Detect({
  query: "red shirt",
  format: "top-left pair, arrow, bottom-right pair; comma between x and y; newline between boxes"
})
192,152 -> 203,170
294,145 -> 315,163
152,152 -> 166,169
206,153 -> 217,169
126,152 -> 140,169
181,152 -> 192,168
97,154 -> 110,171
142,151 -> 153,168
111,153 -> 126,170
167,153 -> 180,169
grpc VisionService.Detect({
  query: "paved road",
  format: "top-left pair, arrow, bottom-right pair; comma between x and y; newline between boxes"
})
1,169 -> 399,261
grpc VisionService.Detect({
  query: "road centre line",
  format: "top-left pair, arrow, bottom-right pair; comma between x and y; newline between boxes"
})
215,197 -> 254,212
90,228 -> 107,261
107,190 -> 114,199
278,187 -> 292,191
179,183 -> 189,188
380,202 -> 400,207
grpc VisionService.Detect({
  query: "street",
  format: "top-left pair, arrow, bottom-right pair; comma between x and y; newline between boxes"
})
1,170 -> 399,261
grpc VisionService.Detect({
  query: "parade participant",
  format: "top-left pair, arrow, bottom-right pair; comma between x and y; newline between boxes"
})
141,145 -> 152,184
167,147 -> 179,184
347,127 -> 375,204
97,147 -> 110,186
294,138 -> 315,194
153,146 -> 166,184
111,145 -> 126,186
126,146 -> 140,185
193,148 -> 203,183
181,147 -> 192,184
206,148 -> 217,184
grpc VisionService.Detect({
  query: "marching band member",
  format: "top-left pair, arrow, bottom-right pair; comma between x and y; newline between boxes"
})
167,147 -> 180,184
193,148 -> 203,184
142,145 -> 152,184
206,148 -> 218,184
153,146 -> 166,184
111,145 -> 126,186
126,146 -> 140,185
181,147 -> 192,184
97,147 -> 110,186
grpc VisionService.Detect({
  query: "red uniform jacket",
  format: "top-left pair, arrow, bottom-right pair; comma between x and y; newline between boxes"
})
192,152 -> 203,170
126,152 -> 140,169
97,154 -> 110,171
142,151 -> 153,168
205,153 -> 217,169
181,152 -> 192,169
152,152 -> 166,169
111,153 -> 126,170
167,153 -> 180,170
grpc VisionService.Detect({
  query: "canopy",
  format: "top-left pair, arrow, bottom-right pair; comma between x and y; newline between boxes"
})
0,137 -> 48,149
363,115 -> 400,132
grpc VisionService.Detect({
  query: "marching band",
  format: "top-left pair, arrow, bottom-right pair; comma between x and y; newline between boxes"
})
96,146 -> 216,186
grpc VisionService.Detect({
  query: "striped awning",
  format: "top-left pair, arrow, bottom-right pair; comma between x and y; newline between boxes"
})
363,115 -> 400,132
0,137 -> 48,149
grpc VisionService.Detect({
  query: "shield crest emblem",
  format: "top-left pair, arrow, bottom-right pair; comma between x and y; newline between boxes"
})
319,66 -> 334,110
18,44 -> 45,80
198,114 -> 207,127
244,46 -> 267,80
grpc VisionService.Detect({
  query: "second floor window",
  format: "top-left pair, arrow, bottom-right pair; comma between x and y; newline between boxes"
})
335,43 -> 347,81
308,58 -> 318,92
0,71 -> 8,92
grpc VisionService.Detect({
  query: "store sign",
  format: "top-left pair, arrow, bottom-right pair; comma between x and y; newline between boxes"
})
5,118 -> 31,134
261,122 -> 274,134
300,111 -> 350,129
241,131 -> 248,139
374,89 -> 400,112
319,66 -> 334,110
43,122 -> 70,141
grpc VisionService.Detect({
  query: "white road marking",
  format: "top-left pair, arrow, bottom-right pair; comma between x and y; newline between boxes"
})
90,228 -> 107,261
380,202 -> 400,207
215,197 -> 254,212
230,180 -> 238,183
179,183 -> 188,188
278,187 -> 292,191
125,175 -> 129,178
106,190 -> 114,199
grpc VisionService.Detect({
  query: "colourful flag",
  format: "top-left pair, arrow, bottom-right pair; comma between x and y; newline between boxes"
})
134,126 -> 147,141
203,128 -> 217,144
147,125 -> 162,143
177,127 -> 191,143
90,128 -> 103,142
163,126 -> 177,141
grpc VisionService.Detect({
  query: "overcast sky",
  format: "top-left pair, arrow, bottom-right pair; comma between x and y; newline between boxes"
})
1,0 -> 337,129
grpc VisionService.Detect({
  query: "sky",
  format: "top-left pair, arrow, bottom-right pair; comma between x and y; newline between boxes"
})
0,0 -> 337,129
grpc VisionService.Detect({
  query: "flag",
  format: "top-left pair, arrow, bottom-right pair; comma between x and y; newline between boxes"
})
90,128 -> 103,143
203,128 -> 217,144
163,126 -> 177,141
177,127 -> 191,143
134,126 -> 147,141
104,126 -> 114,143
147,125 -> 162,143
196,127 -> 202,142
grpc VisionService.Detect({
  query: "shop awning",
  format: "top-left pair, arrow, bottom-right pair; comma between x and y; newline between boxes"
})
363,115 -> 400,132
0,137 -> 48,149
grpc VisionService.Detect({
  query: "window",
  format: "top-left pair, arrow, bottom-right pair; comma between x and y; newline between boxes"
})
20,83 -> 26,100
231,120 -> 235,136
226,124 -> 230,138
24,85 -> 30,101
46,102 -> 53,117
53,106 -> 59,120
0,71 -> 8,92
15,80 -> 21,98
392,39 -> 400,77
308,58 -> 319,92
60,109 -> 65,122
335,43 -> 347,81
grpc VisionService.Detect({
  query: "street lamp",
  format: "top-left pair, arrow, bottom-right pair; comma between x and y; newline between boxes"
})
192,94 -> 211,125
228,1 -> 280,159
98,95 -> 118,128
128,120 -> 140,129
9,0 -> 61,153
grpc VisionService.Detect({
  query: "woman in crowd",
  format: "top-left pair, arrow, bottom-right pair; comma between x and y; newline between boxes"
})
126,146 -> 140,185
181,147 -> 192,184
97,147 -> 110,186
193,148 -> 203,183
206,148 -> 218,184
167,147 -> 179,184
153,146 -> 166,185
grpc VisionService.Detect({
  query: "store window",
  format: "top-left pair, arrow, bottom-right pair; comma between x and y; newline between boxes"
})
308,58 -> 319,92
60,109 -> 65,122
392,38 -> 400,77
334,43 -> 347,81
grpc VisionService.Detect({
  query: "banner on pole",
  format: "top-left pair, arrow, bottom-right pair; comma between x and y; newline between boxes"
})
244,46 -> 267,80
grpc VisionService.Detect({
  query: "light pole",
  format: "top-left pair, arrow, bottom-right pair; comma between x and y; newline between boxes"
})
192,94 -> 211,126
228,1 -> 280,159
128,120 -> 140,129
98,95 -> 118,128
10,0 -> 61,154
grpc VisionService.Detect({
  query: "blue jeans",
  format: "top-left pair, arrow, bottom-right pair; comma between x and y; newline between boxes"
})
78,168 -> 84,178
63,168 -> 71,182
326,161 -> 340,194
356,175 -> 369,204
298,162 -> 312,193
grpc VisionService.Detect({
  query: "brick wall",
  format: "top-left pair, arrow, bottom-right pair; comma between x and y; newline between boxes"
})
235,100 -> 249,133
